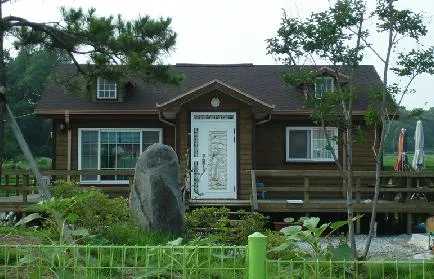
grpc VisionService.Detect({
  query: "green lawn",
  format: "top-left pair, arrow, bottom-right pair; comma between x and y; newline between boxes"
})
383,152 -> 434,171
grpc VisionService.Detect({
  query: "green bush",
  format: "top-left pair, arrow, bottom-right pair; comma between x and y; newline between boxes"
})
50,180 -> 82,198
36,181 -> 132,236
185,207 -> 269,245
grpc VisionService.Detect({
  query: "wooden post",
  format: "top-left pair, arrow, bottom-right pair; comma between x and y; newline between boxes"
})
407,213 -> 412,235
251,170 -> 258,210
406,177 -> 412,202
355,178 -> 361,203
14,175 -> 19,196
356,216 -> 361,235
304,177 -> 309,202
23,175 -> 29,202
4,174 -> 9,197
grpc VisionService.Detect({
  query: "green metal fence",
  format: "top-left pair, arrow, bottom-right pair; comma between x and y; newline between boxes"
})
0,244 -> 247,278
267,259 -> 434,279
1,233 -> 434,278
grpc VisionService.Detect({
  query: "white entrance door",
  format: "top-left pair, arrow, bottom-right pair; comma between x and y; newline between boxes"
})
190,112 -> 237,199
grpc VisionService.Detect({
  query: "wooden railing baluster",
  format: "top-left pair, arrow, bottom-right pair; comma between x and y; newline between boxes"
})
23,175 -> 29,202
5,175 -> 9,197
251,170 -> 258,210
303,177 -> 309,202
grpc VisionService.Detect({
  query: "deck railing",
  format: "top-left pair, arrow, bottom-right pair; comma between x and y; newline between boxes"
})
250,170 -> 434,234
0,169 -> 136,211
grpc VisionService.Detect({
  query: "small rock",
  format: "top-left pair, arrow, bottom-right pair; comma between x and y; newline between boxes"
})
413,252 -> 434,260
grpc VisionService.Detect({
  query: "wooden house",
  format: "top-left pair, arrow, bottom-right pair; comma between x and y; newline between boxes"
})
35,63 -> 380,199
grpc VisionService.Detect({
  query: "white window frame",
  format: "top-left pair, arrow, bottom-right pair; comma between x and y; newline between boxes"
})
285,127 -> 338,162
78,128 -> 163,184
97,77 -> 117,99
315,77 -> 334,98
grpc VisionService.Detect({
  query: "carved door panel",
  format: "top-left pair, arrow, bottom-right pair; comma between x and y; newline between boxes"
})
190,112 -> 236,199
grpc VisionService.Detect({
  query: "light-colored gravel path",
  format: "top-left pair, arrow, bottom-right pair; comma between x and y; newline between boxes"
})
297,234 -> 434,260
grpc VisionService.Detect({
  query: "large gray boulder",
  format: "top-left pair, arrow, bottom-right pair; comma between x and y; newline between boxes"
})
129,143 -> 184,236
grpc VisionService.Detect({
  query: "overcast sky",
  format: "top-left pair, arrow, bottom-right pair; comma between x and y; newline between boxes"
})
4,0 -> 434,109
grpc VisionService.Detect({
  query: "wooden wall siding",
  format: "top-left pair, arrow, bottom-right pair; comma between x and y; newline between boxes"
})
254,121 -> 376,199
53,117 -> 175,171
178,90 -> 253,200
255,121 -> 376,171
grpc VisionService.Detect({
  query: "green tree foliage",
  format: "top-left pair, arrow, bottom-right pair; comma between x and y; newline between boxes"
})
0,1 -> 181,169
267,0 -> 434,258
4,47 -> 69,160
267,0 -> 367,256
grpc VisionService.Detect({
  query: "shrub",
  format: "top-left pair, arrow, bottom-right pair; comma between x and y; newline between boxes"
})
35,181 -> 132,236
185,207 -> 269,245
50,180 -> 81,198
185,207 -> 231,240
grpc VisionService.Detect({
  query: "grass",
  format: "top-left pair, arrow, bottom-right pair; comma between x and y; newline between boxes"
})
267,260 -> 434,278
383,153 -> 434,171
1,157 -> 52,170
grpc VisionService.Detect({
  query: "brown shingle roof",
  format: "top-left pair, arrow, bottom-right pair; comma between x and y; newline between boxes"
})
35,64 -> 382,115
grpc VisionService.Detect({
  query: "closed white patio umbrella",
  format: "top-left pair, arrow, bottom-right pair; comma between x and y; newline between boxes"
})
410,120 -> 427,201
412,120 -> 424,171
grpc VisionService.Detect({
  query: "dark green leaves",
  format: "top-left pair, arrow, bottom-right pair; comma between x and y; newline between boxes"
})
267,0 -> 366,66
375,0 -> 427,40
8,6 -> 181,86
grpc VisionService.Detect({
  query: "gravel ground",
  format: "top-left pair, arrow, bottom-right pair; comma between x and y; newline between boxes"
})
297,234 -> 434,260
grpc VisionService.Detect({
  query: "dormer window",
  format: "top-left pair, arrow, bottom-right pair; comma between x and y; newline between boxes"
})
97,77 -> 117,99
315,77 -> 334,98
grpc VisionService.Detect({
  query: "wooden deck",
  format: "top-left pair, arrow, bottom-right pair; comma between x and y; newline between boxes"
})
2,169 -> 434,234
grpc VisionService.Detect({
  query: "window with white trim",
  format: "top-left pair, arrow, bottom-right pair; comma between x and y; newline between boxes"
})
285,127 -> 338,162
78,128 -> 162,183
315,77 -> 334,98
97,77 -> 117,99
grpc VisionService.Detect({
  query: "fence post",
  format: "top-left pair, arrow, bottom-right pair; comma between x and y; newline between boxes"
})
248,232 -> 267,279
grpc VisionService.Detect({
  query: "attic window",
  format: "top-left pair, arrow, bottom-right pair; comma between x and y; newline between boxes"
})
97,77 -> 117,99
315,77 -> 334,98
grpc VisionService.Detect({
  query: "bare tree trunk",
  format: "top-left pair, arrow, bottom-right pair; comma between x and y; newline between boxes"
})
346,127 -> 356,255
0,2 -> 6,177
362,160 -> 382,257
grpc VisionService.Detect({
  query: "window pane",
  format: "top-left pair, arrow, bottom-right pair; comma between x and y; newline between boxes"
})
101,131 -> 141,181
97,78 -> 117,99
315,78 -> 333,98
312,129 -> 336,159
81,131 -> 98,181
288,130 -> 310,159
142,131 -> 160,151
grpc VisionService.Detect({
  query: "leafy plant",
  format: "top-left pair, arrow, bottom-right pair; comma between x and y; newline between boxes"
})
185,207 -> 268,245
50,179 -> 82,198
266,230 -> 304,260
32,182 -> 132,236
276,216 -> 358,260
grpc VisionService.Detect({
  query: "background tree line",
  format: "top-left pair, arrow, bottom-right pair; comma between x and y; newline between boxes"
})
385,107 -> 434,154
5,46 -> 69,162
